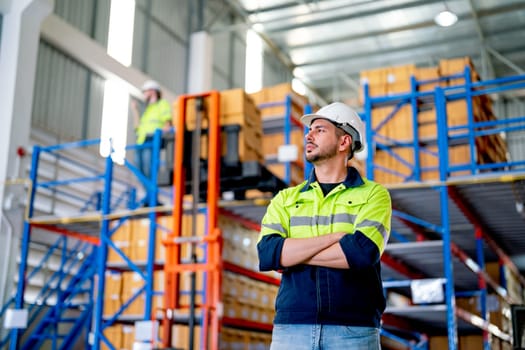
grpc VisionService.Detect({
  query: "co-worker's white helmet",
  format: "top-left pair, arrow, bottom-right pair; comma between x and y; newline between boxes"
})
301,102 -> 365,153
141,80 -> 161,92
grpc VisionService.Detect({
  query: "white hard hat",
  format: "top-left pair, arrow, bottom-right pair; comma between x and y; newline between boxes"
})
141,80 -> 161,92
301,102 -> 365,153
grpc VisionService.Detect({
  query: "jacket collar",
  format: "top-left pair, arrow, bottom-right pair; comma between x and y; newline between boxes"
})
301,166 -> 364,192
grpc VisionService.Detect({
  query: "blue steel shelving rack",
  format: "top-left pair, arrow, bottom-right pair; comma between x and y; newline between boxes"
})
363,67 -> 525,350
3,129 -> 169,350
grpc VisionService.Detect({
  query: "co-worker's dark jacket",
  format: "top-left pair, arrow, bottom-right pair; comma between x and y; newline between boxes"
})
257,167 -> 391,327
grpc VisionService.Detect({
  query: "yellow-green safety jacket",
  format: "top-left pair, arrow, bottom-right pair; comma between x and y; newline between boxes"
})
136,99 -> 172,144
257,167 -> 391,327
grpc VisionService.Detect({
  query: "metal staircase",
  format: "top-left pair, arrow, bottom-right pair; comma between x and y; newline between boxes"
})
20,247 -> 96,350
1,236 -> 96,349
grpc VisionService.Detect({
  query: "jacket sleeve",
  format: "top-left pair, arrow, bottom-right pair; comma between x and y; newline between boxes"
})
257,234 -> 286,271
257,192 -> 289,271
339,230 -> 380,269
339,184 -> 391,269
159,99 -> 172,124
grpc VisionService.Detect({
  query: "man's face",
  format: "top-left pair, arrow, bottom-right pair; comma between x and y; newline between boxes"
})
143,89 -> 156,103
305,119 -> 343,163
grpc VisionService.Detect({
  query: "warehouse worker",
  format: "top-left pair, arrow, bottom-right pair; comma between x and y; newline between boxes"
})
257,102 -> 392,350
131,80 -> 172,178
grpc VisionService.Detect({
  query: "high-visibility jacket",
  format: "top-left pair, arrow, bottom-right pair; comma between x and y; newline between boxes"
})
136,99 -> 172,144
257,167 -> 391,327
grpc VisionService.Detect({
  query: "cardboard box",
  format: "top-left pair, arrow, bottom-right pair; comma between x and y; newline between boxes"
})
416,67 -> 442,91
387,64 -> 417,83
101,324 -> 122,350
262,129 -> 305,161
104,271 -> 122,299
121,325 -> 134,350
171,324 -> 200,350
107,221 -> 132,264
103,296 -> 122,317
121,292 -> 146,317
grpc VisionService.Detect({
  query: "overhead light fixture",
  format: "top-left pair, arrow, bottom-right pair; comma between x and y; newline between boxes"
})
434,1 -> 458,27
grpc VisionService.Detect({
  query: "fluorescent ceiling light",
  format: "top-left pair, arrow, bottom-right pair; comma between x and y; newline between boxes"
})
434,2 -> 458,27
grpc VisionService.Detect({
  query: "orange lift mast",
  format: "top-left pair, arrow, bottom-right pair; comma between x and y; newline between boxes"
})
162,91 -> 222,349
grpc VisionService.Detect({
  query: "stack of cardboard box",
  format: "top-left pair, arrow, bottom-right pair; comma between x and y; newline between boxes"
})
102,212 -> 279,349
359,57 -> 508,184
174,88 -> 264,164
250,83 -> 310,186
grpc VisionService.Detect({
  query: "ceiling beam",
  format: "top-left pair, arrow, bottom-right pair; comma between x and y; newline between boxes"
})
339,73 -> 361,93
295,32 -> 479,70
466,0 -> 496,80
222,0 -> 295,71
242,0 -> 376,16
261,0 -> 444,33
485,46 -> 525,75
261,0 -> 525,33
293,25 -> 525,75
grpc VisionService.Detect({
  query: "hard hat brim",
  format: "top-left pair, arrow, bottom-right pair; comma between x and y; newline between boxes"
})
300,113 -> 335,128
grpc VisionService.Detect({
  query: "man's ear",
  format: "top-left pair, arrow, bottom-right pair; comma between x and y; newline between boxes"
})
339,134 -> 352,151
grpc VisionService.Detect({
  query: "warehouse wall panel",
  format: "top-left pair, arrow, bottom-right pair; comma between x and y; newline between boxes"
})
231,32 -> 248,89
210,29 -> 247,91
133,0 -> 188,95
54,0 -> 110,46
32,41 -> 105,142
211,29 -> 233,91
150,0 -> 189,37
84,73 -> 106,140
263,49 -> 293,88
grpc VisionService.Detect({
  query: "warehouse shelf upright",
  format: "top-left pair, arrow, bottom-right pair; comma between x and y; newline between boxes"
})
258,93 -> 312,185
363,67 -> 525,350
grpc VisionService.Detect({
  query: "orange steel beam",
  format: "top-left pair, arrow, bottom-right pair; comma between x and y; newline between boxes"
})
31,223 -> 100,245
207,91 -> 221,350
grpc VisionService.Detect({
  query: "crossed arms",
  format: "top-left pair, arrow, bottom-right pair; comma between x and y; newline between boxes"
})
280,232 -> 349,269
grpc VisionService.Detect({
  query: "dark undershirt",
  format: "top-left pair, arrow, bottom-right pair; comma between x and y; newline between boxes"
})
319,182 -> 341,196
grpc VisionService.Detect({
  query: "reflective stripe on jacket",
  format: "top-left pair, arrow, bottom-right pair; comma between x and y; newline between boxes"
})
136,99 -> 172,144
257,167 -> 392,327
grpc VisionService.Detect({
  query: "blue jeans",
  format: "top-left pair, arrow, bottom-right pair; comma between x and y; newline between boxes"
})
270,324 -> 381,350
136,146 -> 152,179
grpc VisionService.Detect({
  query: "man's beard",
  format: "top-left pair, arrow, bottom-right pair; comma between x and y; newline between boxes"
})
305,143 -> 338,164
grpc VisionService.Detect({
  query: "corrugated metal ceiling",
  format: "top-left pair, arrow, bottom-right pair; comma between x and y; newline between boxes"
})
230,0 -> 525,104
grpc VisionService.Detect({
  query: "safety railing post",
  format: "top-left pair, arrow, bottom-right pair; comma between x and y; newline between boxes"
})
92,154 -> 113,350
303,103 -> 313,180
363,83 -> 374,180
9,145 -> 40,350
435,85 -> 458,350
